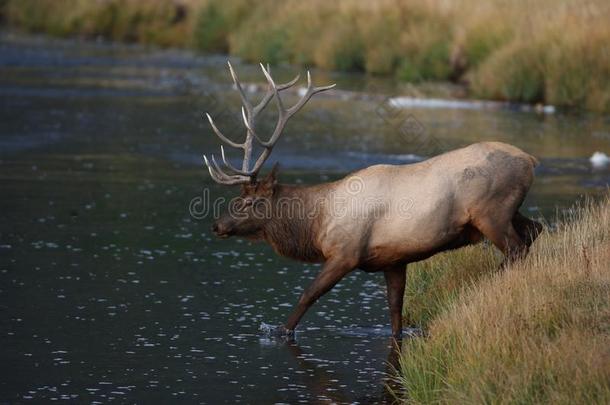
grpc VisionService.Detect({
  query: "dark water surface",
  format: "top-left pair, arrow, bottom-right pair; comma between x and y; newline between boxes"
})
1,33 -> 609,403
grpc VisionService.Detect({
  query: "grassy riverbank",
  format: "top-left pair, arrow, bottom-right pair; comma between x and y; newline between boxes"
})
398,195 -> 610,403
2,0 -> 609,112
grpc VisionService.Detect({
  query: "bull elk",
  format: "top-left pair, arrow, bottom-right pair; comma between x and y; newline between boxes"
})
202,62 -> 543,338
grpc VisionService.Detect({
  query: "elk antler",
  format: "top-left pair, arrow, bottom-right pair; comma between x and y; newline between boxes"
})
203,62 -> 335,185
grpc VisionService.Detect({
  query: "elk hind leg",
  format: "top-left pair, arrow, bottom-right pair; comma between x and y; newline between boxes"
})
474,215 -> 528,267
512,212 -> 543,248
384,266 -> 406,339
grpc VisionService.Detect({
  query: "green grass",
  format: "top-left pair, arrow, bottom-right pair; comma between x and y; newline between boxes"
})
403,244 -> 499,329
2,0 -> 197,46
396,195 -> 610,404
2,0 -> 610,111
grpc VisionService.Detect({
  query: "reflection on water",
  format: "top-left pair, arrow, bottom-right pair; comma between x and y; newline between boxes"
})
1,33 -> 609,403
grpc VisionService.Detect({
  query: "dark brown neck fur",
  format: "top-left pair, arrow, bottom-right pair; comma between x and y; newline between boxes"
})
261,183 -> 329,263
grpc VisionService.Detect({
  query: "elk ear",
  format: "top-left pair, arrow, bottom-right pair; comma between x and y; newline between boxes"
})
263,162 -> 280,186
259,163 -> 279,195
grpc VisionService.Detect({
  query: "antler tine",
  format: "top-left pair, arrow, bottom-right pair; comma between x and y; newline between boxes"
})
220,145 -> 253,176
252,73 -> 300,117
227,60 -> 257,174
247,64 -> 335,174
238,64 -> 299,175
227,61 -> 253,117
278,75 -> 302,90
210,154 -> 243,180
241,106 -> 266,146
203,61 -> 334,185
204,154 -> 251,185
249,146 -> 273,176
228,60 -> 299,117
260,63 -> 286,117
205,113 -> 243,149
257,64 -> 336,148
287,70 -> 336,116
204,155 -> 231,184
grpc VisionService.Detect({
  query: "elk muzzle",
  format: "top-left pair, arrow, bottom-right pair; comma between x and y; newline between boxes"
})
212,219 -> 233,238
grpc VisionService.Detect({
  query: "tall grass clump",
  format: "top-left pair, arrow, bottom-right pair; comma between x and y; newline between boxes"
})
2,0 -> 201,47
200,0 -> 610,111
397,194 -> 610,403
193,0 -> 249,53
470,1 -> 610,110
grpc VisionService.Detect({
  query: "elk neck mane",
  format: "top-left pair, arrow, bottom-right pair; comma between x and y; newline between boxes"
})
261,183 -> 330,263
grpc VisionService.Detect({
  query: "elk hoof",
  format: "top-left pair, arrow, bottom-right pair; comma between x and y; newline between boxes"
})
260,322 -> 294,338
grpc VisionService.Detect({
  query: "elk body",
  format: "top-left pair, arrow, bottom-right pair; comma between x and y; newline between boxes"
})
203,63 -> 542,338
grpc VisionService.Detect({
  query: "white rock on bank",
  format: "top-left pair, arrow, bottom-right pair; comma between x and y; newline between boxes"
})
590,151 -> 610,168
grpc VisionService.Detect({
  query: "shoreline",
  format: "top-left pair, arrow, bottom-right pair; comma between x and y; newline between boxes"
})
2,0 -> 608,113
0,30 -> 558,116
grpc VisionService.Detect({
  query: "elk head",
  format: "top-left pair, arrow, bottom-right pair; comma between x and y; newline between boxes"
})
204,62 -> 335,239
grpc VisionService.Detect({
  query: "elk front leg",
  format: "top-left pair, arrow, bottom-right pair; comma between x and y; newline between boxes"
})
384,266 -> 406,339
282,257 -> 356,334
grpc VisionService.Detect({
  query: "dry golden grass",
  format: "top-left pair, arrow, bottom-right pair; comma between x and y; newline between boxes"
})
397,194 -> 610,403
2,0 -> 202,47
470,1 -> 610,110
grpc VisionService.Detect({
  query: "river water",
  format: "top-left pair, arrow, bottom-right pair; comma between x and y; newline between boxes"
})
1,33 -> 609,403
